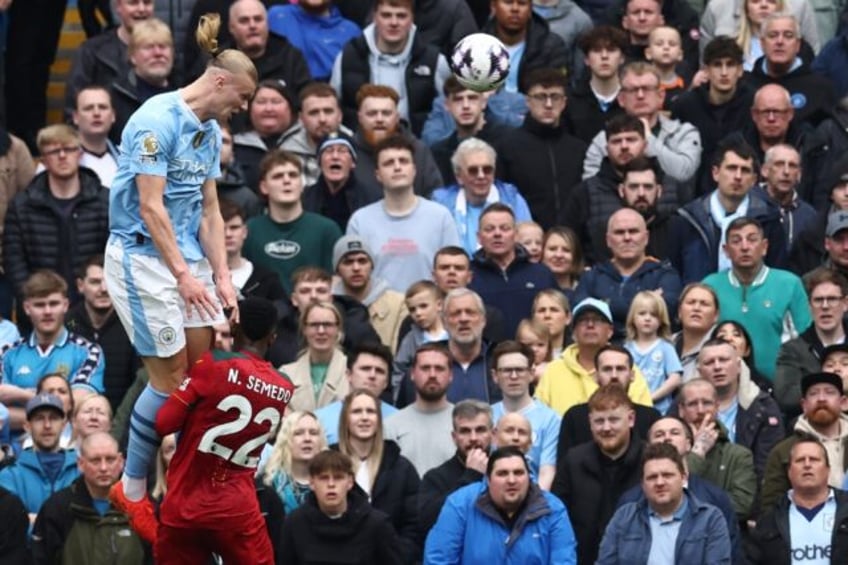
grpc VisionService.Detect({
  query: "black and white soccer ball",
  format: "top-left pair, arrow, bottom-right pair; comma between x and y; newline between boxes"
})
449,33 -> 511,93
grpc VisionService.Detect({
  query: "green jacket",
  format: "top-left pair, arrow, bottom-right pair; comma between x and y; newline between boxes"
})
32,477 -> 147,564
686,422 -> 757,520
774,326 -> 826,422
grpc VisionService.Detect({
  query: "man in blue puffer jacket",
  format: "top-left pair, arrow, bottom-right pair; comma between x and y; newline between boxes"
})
424,445 -> 577,565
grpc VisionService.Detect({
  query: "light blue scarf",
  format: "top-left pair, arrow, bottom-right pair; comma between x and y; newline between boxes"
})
709,191 -> 749,271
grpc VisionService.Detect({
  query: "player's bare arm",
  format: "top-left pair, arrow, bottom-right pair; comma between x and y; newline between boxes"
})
137,173 -> 218,320
198,178 -> 238,323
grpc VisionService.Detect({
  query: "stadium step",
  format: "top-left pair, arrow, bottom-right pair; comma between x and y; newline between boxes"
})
47,1 -> 87,125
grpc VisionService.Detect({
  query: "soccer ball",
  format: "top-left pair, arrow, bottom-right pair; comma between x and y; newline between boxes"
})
449,33 -> 510,93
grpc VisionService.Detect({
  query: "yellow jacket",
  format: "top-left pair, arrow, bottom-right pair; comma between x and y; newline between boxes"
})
534,344 -> 654,416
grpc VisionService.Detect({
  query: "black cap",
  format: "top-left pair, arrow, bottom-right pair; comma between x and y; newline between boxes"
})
801,372 -> 844,396
822,343 -> 848,362
236,297 -> 278,342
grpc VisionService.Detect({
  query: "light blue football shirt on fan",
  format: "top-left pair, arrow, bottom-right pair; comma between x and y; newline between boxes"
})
108,91 -> 222,262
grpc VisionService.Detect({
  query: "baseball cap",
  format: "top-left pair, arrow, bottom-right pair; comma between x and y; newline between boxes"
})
826,211 -> 848,238
332,235 -> 373,271
801,372 -> 844,396
571,298 -> 613,325
318,131 -> 357,162
26,393 -> 65,419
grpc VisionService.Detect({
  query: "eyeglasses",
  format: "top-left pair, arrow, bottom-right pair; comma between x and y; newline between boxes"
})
620,85 -> 659,95
753,108 -> 792,118
466,165 -> 494,177
42,146 -> 81,157
527,93 -> 565,104
811,296 -> 844,307
496,367 -> 529,376
305,321 -> 338,330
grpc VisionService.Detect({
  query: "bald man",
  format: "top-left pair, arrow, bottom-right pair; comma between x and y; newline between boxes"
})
572,208 -> 682,339
494,412 -> 533,455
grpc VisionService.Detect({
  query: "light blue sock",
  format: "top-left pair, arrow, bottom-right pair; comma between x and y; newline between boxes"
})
125,384 -> 169,480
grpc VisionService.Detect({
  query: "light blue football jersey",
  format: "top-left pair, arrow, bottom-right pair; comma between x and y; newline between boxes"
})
109,91 -> 222,261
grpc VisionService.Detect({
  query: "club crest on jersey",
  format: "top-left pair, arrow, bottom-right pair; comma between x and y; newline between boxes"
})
192,131 -> 206,148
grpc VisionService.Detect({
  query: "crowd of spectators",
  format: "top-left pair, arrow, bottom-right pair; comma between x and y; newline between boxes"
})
2,0 -> 848,562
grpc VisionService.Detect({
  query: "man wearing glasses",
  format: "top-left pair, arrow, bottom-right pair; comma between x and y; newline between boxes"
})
490,340 -> 559,490
776,268 -> 848,421
583,61 -> 702,187
498,68 -> 586,228
4,124 -> 109,305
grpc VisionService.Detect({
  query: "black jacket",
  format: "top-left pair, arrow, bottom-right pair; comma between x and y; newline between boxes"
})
66,29 -> 127,119
3,167 -> 109,298
280,486 -> 407,565
788,207 -> 833,276
303,174 -> 379,232
187,33 -> 311,96
557,403 -> 660,457
216,162 -> 265,219
417,451 -> 484,538
0,486 -> 27,565
481,12 -> 569,92
670,82 -> 755,198
801,104 -> 848,210
552,435 -> 644,565
331,440 -> 421,563
562,157 -> 624,265
109,71 -> 174,145
499,114 -> 587,229
737,389 -> 786,480
563,79 -> 624,145
338,33 -> 441,137
747,58 -> 837,127
65,303 -> 140,413
748,488 -> 848,564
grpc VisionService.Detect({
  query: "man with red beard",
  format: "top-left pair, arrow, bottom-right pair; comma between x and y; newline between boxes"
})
552,384 -> 643,565
349,85 -> 443,200
760,372 -> 848,513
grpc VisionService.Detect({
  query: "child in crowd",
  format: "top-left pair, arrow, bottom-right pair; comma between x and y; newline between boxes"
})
623,291 -> 682,414
644,26 -> 686,108
516,221 -> 544,262
392,281 -> 449,401
516,318 -> 552,390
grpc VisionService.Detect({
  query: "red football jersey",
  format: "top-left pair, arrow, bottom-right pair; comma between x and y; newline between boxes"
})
156,349 -> 294,529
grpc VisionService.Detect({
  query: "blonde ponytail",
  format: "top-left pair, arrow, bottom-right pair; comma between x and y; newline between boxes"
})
195,12 -> 258,83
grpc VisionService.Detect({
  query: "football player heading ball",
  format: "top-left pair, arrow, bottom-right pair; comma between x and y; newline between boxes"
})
103,12 -> 257,541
